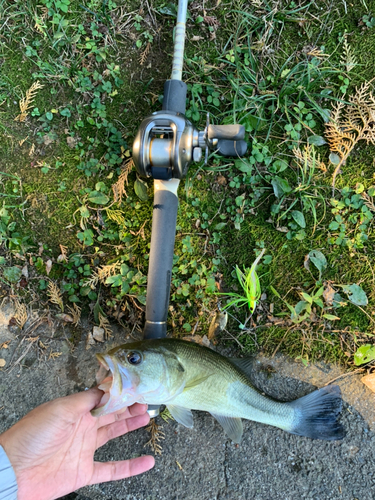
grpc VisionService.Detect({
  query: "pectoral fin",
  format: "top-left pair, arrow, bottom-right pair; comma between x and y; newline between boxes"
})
167,405 -> 194,428
184,373 -> 212,390
211,413 -> 243,443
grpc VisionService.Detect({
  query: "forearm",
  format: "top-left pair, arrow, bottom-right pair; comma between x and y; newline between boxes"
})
0,445 -> 18,500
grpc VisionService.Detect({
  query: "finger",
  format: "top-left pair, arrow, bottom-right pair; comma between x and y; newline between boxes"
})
90,456 -> 155,484
97,403 -> 148,429
58,388 -> 104,418
96,412 -> 150,448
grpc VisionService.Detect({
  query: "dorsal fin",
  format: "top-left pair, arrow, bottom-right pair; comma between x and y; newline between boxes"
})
229,357 -> 254,377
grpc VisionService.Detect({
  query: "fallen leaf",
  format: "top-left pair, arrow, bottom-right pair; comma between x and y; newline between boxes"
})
276,226 -> 288,233
303,254 -> 310,271
43,134 -> 54,146
191,35 -> 204,41
19,277 -> 28,288
208,312 -> 228,340
216,175 -> 227,186
46,259 -> 52,275
0,359 -> 6,367
66,136 -> 76,149
21,265 -> 29,278
361,373 -> 375,393
323,283 -> 336,306
55,313 -> 74,323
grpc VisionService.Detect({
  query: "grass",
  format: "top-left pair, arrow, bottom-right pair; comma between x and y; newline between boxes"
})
0,0 -> 375,368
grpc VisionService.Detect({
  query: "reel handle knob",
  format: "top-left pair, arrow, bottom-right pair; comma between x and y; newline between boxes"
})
207,124 -> 245,141
216,139 -> 248,157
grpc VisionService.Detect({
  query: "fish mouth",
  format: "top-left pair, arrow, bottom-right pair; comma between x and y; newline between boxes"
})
95,354 -> 111,385
91,354 -> 116,417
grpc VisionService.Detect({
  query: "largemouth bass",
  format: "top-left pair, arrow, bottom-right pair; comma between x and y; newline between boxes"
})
92,339 -> 344,443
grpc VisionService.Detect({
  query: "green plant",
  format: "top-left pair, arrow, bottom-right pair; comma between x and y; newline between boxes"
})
361,14 -> 375,29
218,249 -> 267,328
354,344 -> 375,365
269,144 -> 326,240
223,14 -> 338,142
271,265 -> 368,326
271,284 -> 340,324
105,263 -> 147,304
328,185 -> 374,249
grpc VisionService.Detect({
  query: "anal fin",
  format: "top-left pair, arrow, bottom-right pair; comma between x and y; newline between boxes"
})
211,413 -> 243,443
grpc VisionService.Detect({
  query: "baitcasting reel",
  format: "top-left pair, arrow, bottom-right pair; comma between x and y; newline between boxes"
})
133,108 -> 248,181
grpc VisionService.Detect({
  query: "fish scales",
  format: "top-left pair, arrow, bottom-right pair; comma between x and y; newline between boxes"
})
164,339 -> 294,429
92,339 -> 344,442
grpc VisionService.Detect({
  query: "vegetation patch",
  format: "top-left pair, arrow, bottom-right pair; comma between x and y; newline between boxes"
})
1,0 -> 375,371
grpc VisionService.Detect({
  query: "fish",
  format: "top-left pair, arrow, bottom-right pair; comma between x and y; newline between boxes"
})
91,338 -> 344,443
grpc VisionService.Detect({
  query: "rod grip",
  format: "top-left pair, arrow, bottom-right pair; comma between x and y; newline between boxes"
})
143,188 -> 179,339
162,80 -> 187,114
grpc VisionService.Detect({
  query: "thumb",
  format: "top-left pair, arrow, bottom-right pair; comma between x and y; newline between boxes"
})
60,387 -> 104,416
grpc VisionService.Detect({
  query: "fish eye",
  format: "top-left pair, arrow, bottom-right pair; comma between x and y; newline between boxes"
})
126,351 -> 143,365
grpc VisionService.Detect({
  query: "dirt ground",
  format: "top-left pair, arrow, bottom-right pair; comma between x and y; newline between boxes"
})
1,299 -> 375,500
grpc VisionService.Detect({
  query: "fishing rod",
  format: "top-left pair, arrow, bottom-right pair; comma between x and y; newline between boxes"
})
132,0 -> 247,417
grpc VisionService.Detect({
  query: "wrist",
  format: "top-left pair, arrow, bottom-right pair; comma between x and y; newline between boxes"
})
0,443 -> 18,500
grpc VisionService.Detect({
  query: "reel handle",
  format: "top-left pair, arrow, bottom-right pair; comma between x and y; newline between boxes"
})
207,124 -> 245,141
216,139 -> 248,157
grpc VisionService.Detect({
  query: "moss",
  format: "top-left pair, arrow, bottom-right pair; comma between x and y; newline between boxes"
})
0,0 -> 374,366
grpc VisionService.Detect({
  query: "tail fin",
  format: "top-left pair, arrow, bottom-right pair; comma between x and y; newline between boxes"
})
288,385 -> 344,441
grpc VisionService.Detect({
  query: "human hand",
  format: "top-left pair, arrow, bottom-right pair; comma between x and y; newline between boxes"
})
0,388 -> 154,500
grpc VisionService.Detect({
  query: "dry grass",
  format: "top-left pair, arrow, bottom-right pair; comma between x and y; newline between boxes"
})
139,42 -> 151,65
293,144 -> 327,172
14,300 -> 28,329
98,312 -> 113,338
325,81 -> 375,188
144,419 -> 165,455
341,35 -> 357,73
47,281 -> 64,312
57,244 -> 69,263
66,303 -> 81,326
112,158 -> 134,204
14,81 -> 44,122
83,261 -> 122,288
